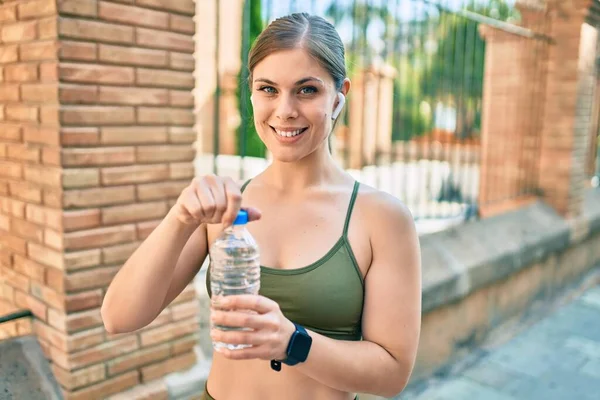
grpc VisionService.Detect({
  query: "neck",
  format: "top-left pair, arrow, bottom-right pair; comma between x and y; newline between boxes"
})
263,143 -> 343,192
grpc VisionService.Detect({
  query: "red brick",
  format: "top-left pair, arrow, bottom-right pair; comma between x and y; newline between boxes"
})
9,181 -> 42,203
0,84 -> 19,103
98,44 -> 167,67
66,327 -> 105,354
13,254 -> 45,283
65,308 -> 103,332
52,363 -> 105,391
70,335 -> 138,369
19,40 -> 58,61
136,27 -> 193,52
65,290 -> 103,313
169,90 -> 193,107
137,145 -> 194,163
64,249 -> 101,271
136,219 -> 160,240
136,68 -> 193,89
141,351 -> 196,382
136,0 -> 195,15
66,370 -> 139,400
2,233 -> 27,255
45,228 -> 63,250
63,209 -> 101,231
171,284 -> 195,305
34,320 -> 67,352
0,124 -> 22,141
0,213 -> 10,231
58,0 -> 98,18
31,281 -> 65,310
139,318 -> 196,347
24,165 -> 61,186
59,17 -> 134,44
24,125 -> 59,145
47,307 -> 66,331
108,343 -> 170,375
66,266 -> 119,292
28,242 -> 64,269
15,290 -> 47,321
98,86 -> 168,105
42,147 -> 61,166
61,127 -> 99,146
101,241 -> 139,264
169,126 -> 195,143
0,161 -> 22,179
1,21 -> 37,43
41,105 -> 60,125
101,126 -> 167,145
60,63 -> 135,85
99,2 -> 168,28
0,197 -> 26,218
43,189 -> 62,208
6,105 -> 38,122
63,186 -> 135,208
138,107 -> 193,125
21,83 -> 59,102
59,84 -> 98,104
59,40 -> 97,61
61,106 -> 135,125
46,267 -> 65,293
64,224 -> 136,250
169,14 -> 194,34
171,334 -> 197,355
39,17 -> 58,39
62,147 -> 135,167
5,63 -> 38,82
171,300 -> 199,321
40,61 -> 58,82
11,217 -> 44,242
0,5 -> 17,22
101,164 -> 169,185
18,0 -> 57,19
63,169 -> 100,189
0,45 -> 18,63
1,266 -> 29,291
169,51 -> 194,71
137,180 -> 187,201
26,204 -> 62,230
102,201 -> 167,225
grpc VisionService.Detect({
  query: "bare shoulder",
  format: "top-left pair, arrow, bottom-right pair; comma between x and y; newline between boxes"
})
356,183 -> 417,236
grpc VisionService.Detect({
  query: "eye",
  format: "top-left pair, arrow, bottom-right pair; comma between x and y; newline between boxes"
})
299,86 -> 317,95
258,86 -> 277,94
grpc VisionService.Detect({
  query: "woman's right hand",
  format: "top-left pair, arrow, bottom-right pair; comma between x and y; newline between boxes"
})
173,175 -> 261,227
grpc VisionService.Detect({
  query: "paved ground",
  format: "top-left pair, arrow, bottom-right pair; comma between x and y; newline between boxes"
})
398,283 -> 600,400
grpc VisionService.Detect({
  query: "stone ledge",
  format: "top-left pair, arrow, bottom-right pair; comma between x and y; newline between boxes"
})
422,188 -> 600,314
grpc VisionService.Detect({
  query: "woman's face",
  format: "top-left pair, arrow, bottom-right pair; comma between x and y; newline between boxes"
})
251,48 -> 347,163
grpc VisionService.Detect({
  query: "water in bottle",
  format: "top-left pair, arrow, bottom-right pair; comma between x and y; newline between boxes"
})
209,209 -> 260,351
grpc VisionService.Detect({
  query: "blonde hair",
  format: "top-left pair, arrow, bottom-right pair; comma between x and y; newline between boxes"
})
248,13 -> 346,91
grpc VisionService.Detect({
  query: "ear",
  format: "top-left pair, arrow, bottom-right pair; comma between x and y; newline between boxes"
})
331,92 -> 345,120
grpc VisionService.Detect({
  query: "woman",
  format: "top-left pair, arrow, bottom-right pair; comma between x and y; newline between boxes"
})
102,13 -> 421,400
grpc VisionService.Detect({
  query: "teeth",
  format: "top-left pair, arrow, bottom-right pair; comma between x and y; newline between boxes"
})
275,129 -> 303,137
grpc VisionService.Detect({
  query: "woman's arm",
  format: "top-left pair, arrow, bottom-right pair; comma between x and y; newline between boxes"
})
211,191 -> 422,397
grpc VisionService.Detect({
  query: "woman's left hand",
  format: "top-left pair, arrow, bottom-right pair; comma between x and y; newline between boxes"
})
210,294 -> 296,360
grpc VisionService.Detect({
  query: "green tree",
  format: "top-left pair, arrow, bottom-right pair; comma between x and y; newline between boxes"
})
236,0 -> 265,158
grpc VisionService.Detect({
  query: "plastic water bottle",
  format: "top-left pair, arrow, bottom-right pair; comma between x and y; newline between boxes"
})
209,210 -> 260,351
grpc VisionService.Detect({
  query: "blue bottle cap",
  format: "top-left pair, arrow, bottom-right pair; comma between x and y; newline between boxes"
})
233,210 -> 248,225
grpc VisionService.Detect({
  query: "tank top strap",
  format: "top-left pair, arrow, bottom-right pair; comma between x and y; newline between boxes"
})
240,179 -> 252,193
343,181 -> 360,237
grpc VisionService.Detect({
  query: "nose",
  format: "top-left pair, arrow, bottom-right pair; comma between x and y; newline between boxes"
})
275,94 -> 298,120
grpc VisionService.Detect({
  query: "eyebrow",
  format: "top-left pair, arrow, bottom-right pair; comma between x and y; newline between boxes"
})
254,77 -> 324,86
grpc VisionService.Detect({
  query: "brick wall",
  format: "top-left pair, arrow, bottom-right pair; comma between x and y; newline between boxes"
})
0,1 -> 199,399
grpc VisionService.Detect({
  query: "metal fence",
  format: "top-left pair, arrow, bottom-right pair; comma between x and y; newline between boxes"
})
206,0 -> 552,233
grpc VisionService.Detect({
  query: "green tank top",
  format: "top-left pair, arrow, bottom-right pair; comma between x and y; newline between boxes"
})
206,180 -> 364,341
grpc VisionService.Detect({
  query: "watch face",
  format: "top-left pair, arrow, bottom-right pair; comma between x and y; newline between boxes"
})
290,331 -> 312,361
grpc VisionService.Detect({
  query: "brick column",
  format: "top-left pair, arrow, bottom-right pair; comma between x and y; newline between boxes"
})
1,1 -> 199,399
538,0 -> 594,217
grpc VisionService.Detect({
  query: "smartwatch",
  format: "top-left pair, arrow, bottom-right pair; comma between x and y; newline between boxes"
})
270,323 -> 312,371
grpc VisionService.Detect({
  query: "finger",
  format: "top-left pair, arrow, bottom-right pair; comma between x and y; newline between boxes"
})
217,295 -> 275,314
209,178 -> 228,224
195,179 -> 217,222
244,207 -> 262,223
211,309 -> 270,330
210,328 -> 270,347
184,186 -> 205,221
222,178 -> 243,227
215,344 -> 270,361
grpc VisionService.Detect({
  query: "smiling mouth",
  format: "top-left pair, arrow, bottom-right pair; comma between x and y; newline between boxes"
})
270,126 -> 308,138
